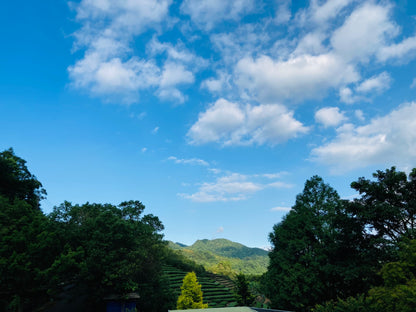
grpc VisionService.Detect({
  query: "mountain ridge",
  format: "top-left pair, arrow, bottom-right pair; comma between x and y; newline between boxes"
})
167,238 -> 269,276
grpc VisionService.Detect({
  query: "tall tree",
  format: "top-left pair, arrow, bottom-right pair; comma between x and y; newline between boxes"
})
234,273 -> 255,306
0,149 -> 55,311
264,176 -> 377,311
176,272 -> 208,310
0,148 -> 46,209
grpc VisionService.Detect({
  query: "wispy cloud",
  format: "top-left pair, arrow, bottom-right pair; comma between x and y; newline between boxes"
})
168,156 -> 209,166
179,172 -> 294,202
270,206 -> 291,212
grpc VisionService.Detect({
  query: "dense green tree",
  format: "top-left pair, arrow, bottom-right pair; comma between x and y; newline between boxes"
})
0,148 -> 57,311
0,197 -> 58,311
0,148 -> 46,209
48,200 -> 167,311
350,167 -> 416,243
234,273 -> 255,306
177,272 -> 208,310
313,240 -> 416,312
264,176 -> 378,311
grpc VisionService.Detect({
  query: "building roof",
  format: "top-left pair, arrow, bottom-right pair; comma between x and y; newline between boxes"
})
169,307 -> 293,312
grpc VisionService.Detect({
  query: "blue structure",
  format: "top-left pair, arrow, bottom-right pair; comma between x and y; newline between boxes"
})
105,293 -> 140,312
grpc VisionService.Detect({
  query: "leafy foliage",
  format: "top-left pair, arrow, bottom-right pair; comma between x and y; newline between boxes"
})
350,167 -> 416,242
0,148 -> 46,209
264,176 -> 379,311
314,240 -> 416,312
177,272 -> 208,310
234,273 -> 255,306
0,148 -> 53,310
48,200 -> 168,311
0,196 -> 57,311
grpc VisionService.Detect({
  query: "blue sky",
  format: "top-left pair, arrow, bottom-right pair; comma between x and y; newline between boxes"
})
1,0 -> 416,248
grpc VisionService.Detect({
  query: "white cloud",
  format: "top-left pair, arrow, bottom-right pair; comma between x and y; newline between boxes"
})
236,54 -> 359,103
310,0 -> 356,25
268,182 -> 294,189
355,109 -> 365,121
201,71 -> 232,93
339,72 -> 391,104
68,54 -> 160,101
356,72 -> 391,93
292,32 -> 327,56
69,0 -> 203,103
188,99 -> 308,146
147,38 -> 208,68
330,2 -> 398,63
179,171 -> 293,202
270,206 -> 291,212
339,87 -> 358,104
275,0 -> 291,24
179,173 -> 261,202
315,107 -> 347,128
152,126 -> 159,134
159,63 -> 194,88
311,102 -> 416,173
181,0 -> 255,30
168,156 -> 209,166
377,36 -> 416,62
411,78 -> 416,89
210,24 -> 271,65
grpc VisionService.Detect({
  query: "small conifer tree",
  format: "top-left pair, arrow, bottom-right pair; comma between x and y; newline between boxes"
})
177,272 -> 208,310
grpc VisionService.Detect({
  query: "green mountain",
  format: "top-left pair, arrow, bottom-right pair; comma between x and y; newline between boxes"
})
168,239 -> 269,276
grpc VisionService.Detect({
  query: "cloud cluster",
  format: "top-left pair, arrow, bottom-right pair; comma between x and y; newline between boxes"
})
69,0 -> 204,103
312,102 -> 416,172
188,99 -> 308,146
68,0 -> 416,172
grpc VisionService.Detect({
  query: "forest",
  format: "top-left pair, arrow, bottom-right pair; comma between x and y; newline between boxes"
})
1,147 -> 416,311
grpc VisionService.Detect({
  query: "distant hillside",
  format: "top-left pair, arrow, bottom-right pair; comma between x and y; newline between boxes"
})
168,238 -> 269,276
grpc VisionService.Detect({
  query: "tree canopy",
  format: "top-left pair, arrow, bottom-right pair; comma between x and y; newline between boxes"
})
264,176 -> 382,311
0,148 -> 174,312
0,148 -> 46,209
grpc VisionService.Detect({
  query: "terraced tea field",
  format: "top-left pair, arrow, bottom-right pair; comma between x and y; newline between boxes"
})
163,265 -> 237,308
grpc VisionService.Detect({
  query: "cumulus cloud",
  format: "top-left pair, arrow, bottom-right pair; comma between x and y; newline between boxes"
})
187,99 -> 308,146
179,172 -> 294,202
235,54 -> 359,103
68,0 -> 205,103
315,107 -> 347,128
330,2 -> 398,63
311,102 -> 416,173
180,0 -> 255,30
